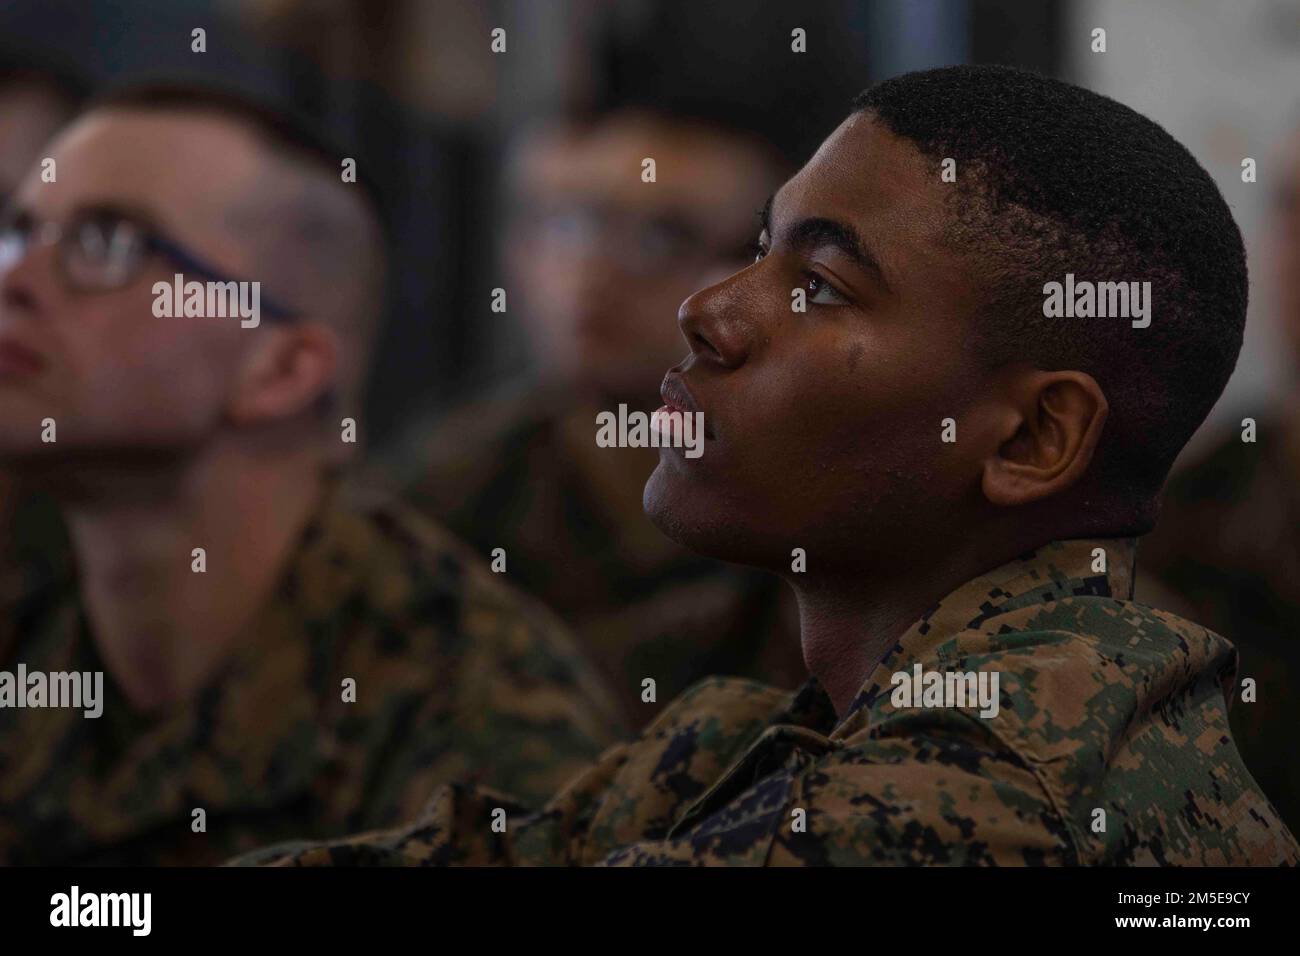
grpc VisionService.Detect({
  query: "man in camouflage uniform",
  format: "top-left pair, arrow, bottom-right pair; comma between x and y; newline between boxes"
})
0,86 -> 619,865
244,66 -> 1297,866
374,108 -> 805,727
245,539 -> 1297,866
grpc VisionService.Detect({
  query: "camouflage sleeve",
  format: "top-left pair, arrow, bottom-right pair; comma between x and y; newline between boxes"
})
232,741 -> 638,866
245,715 -> 1069,867
233,678 -> 793,866
604,713 -> 1074,866
321,626 -> 624,832
446,574 -> 627,801
339,499 -> 627,817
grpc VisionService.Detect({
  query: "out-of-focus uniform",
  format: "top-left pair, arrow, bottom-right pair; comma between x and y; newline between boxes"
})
244,538 -> 1298,866
0,489 -> 621,864
376,384 -> 804,729
1136,413 -> 1300,833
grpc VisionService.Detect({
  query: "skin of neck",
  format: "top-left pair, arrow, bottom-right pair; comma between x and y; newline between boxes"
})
790,514 -> 1056,717
47,431 -> 327,714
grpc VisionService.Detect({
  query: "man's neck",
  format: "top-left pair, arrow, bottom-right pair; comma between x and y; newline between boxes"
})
55,443 -> 326,714
792,533 -> 1036,717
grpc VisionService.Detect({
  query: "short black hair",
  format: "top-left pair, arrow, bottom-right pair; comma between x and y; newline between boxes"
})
852,65 -> 1247,534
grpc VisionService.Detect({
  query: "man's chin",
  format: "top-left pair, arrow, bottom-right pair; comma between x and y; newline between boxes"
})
643,458 -> 768,568
644,457 -> 706,542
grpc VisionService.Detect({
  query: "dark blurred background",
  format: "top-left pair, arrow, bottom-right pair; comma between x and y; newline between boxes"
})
7,0 -> 1290,455
0,0 -> 1084,448
6,0 -> 1300,829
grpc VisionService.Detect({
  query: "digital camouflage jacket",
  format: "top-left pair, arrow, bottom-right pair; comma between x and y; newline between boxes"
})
241,537 -> 1298,867
1136,414 -> 1300,833
0,490 -> 621,865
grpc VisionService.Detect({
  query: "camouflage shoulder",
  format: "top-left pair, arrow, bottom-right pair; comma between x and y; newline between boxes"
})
0,551 -> 78,664
354,485 -> 625,700
358,380 -> 566,495
599,704 -> 1071,866
644,676 -> 794,736
863,597 -> 1296,864
341,484 -> 501,573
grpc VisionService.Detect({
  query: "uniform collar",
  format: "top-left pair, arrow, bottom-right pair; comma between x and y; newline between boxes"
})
127,482 -> 372,777
6,486 -> 372,861
832,536 -> 1137,737
668,537 -> 1137,840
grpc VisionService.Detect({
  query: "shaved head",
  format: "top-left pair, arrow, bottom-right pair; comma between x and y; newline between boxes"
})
90,85 -> 389,410
222,140 -> 388,405
0,86 -> 390,470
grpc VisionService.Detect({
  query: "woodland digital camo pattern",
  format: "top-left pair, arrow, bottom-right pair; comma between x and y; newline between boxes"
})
1137,415 -> 1300,835
0,488 -> 66,609
241,537 -> 1299,866
0,488 -> 622,865
370,384 -> 805,728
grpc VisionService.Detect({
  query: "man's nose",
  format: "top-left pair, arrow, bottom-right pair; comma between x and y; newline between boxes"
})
676,271 -> 754,369
0,240 -> 55,318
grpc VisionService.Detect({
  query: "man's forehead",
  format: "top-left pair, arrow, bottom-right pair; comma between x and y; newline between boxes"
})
526,116 -> 769,221
769,113 -> 945,242
18,110 -> 265,222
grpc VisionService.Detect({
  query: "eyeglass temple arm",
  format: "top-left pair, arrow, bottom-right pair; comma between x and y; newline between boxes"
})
149,236 -> 299,321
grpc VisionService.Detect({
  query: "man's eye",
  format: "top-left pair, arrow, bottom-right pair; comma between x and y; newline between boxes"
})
749,241 -> 767,264
806,272 -> 847,305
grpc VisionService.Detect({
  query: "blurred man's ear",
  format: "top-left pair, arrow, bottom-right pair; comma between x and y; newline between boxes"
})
981,368 -> 1109,507
227,323 -> 340,427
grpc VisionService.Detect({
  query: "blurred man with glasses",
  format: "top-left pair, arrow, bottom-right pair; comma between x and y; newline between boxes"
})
0,85 -> 619,864
0,63 -> 88,603
376,105 -> 806,727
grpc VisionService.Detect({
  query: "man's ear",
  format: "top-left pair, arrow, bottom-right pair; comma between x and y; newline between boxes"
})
227,323 -> 340,426
981,369 -> 1109,507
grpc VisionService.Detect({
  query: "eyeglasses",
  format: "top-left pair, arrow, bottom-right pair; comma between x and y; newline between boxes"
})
516,202 -> 756,277
0,203 -> 299,321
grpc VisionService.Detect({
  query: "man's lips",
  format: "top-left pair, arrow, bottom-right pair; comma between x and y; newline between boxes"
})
659,371 -> 715,440
660,371 -> 701,416
0,338 -> 46,376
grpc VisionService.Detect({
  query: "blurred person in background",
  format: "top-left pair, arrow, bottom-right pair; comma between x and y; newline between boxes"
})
0,64 -> 84,203
1136,123 -> 1300,834
248,65 -> 1296,868
373,102 -> 806,727
0,62 -> 87,592
0,84 -> 618,864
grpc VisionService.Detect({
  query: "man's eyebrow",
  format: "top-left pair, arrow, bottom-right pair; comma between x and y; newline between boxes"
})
78,200 -> 165,228
786,216 -> 889,288
758,193 -> 774,235
760,193 -> 891,290
1,198 -> 168,232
